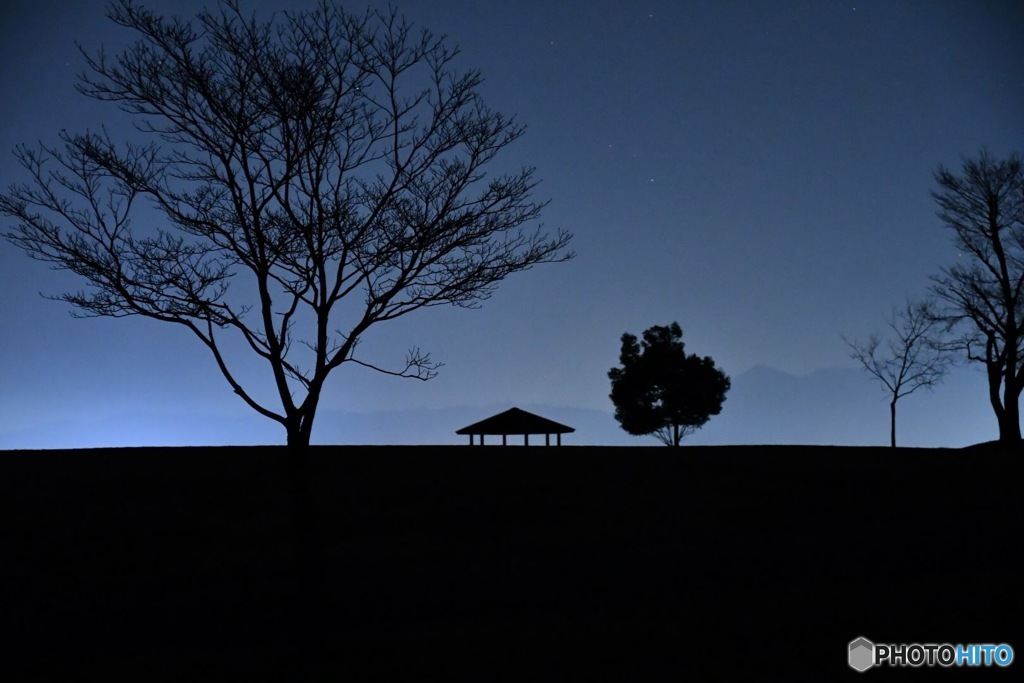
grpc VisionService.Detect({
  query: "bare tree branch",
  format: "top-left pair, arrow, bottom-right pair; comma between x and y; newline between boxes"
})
844,299 -> 952,447
1,0 -> 573,447
928,150 -> 1024,443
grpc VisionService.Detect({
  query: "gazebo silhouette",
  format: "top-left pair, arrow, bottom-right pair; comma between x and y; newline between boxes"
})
456,407 -> 574,446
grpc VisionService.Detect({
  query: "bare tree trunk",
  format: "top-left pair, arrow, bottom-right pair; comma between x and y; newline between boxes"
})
286,426 -> 309,448
284,410 -> 322,579
284,401 -> 317,448
996,410 -> 1021,442
890,399 -> 897,448
1000,330 -> 1023,442
986,367 -> 1022,442
999,379 -> 1022,442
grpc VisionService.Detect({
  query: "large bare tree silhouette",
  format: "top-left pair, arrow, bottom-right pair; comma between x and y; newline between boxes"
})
1,0 -> 573,447
929,150 -> 1024,443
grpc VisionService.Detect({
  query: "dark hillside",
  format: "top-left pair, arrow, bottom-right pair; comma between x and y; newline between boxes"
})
2,444 -> 1021,680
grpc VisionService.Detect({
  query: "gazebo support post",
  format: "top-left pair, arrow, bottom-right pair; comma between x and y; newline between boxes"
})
525,434 -> 529,446
546,434 -> 550,446
502,434 -> 507,446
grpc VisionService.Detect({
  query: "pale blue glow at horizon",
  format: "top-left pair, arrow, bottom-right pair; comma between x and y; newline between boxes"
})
1,1 -> 1020,449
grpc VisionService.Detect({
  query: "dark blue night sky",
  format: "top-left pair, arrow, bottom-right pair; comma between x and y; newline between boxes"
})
1,1 -> 1021,448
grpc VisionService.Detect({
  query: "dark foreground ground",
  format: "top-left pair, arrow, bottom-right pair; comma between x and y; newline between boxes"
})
2,443 -> 1021,680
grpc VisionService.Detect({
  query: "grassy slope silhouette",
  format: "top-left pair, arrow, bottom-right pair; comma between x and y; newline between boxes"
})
2,443 -> 1021,679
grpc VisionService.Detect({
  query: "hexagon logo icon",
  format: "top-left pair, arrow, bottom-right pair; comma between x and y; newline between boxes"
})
849,637 -> 875,672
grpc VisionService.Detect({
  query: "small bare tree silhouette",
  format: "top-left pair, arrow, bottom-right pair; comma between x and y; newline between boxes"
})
844,300 -> 951,447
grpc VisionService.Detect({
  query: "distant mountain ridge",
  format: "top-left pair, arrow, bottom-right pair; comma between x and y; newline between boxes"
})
0,365 -> 996,449
689,364 -> 992,447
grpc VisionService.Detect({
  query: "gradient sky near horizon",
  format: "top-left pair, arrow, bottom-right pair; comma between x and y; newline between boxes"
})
1,0 -> 1022,449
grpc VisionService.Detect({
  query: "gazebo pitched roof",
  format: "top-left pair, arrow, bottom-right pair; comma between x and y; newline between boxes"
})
456,407 -> 574,436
